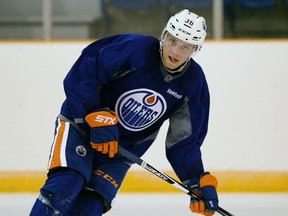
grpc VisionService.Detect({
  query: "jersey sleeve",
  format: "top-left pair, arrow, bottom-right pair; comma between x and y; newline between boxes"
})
165,76 -> 210,182
61,34 -> 157,121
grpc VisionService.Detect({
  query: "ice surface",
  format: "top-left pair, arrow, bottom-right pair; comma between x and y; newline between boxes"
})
0,193 -> 287,216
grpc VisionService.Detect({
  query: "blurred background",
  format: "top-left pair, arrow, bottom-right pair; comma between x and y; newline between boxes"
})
0,0 -> 287,40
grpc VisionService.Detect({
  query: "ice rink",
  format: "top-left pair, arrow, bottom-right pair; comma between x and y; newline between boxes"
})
0,192 -> 287,216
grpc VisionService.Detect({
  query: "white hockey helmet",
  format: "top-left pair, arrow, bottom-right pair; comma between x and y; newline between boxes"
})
161,9 -> 207,58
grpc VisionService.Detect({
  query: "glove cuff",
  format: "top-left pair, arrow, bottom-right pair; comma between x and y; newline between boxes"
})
85,110 -> 118,127
200,172 -> 218,189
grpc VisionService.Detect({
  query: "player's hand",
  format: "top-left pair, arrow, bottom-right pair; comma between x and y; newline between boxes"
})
85,108 -> 119,158
185,172 -> 219,215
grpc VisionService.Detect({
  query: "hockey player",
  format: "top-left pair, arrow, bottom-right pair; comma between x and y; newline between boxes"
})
30,9 -> 219,216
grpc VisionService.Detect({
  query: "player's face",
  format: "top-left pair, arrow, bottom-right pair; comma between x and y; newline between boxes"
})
162,33 -> 195,70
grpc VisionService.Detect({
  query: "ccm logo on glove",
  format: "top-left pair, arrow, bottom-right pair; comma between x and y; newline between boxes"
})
85,110 -> 119,158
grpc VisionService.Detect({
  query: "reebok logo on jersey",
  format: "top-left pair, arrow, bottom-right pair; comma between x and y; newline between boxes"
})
115,88 -> 167,131
167,89 -> 183,99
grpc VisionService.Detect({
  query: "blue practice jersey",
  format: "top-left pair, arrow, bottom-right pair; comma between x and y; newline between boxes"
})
60,34 -> 210,181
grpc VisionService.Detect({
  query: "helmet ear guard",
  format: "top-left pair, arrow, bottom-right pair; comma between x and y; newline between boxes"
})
160,9 -> 207,58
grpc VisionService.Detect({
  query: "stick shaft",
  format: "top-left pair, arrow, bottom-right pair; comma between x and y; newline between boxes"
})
118,146 -> 234,216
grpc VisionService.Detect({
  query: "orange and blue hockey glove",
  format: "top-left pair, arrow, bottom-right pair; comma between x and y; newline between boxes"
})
184,172 -> 219,216
85,108 -> 119,158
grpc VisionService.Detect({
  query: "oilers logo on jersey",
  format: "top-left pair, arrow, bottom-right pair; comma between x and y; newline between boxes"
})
115,88 -> 167,131
75,145 -> 87,157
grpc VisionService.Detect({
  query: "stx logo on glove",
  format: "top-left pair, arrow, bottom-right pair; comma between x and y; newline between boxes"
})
85,110 -> 119,127
94,115 -> 117,125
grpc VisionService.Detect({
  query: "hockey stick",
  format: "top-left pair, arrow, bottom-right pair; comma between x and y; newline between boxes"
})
69,119 -> 233,215
118,146 -> 234,216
